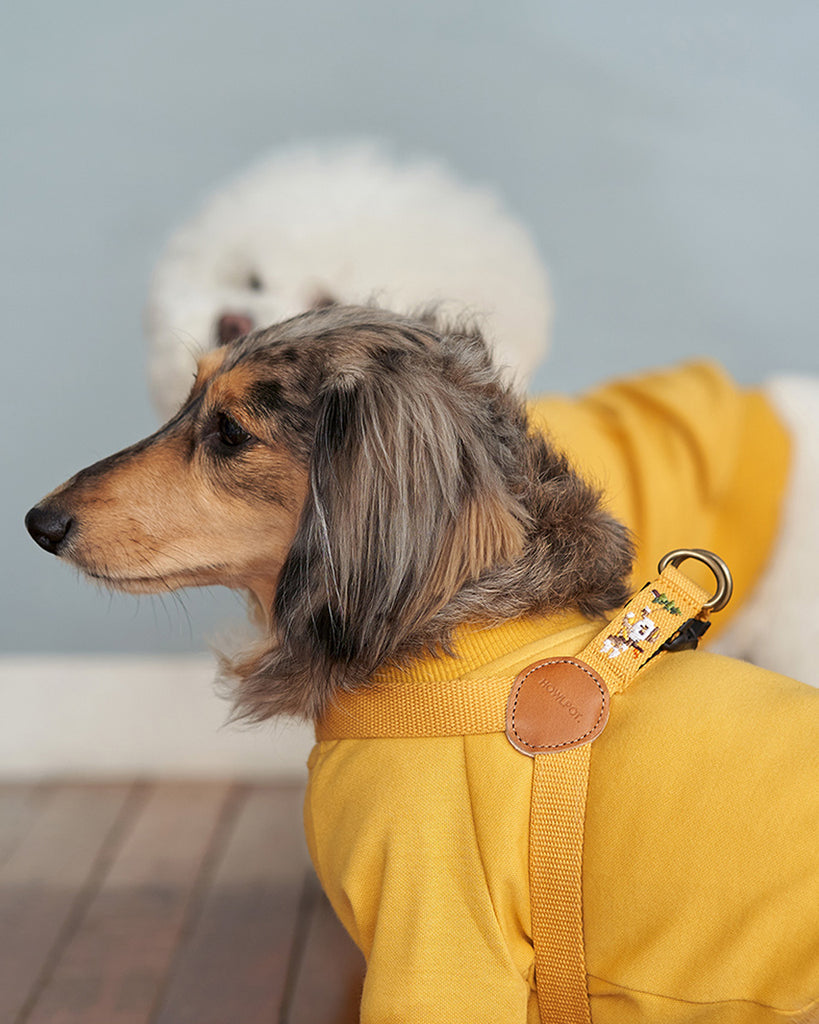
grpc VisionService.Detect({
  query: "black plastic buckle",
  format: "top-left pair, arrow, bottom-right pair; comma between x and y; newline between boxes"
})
658,617 -> 711,654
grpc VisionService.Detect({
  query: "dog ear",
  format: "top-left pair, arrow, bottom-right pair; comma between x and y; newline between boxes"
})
271,364 -> 527,700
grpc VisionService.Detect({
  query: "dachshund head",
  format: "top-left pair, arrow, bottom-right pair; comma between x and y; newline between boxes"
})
27,306 -> 633,719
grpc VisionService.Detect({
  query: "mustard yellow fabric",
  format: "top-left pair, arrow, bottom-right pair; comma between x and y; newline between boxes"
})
304,364 -> 812,1022
305,614 -> 819,1023
527,361 -> 791,635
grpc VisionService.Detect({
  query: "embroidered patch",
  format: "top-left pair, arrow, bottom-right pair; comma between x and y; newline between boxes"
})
506,657 -> 610,756
599,607 -> 660,660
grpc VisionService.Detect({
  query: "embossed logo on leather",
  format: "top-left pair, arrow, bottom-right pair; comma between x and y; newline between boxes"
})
506,657 -> 610,756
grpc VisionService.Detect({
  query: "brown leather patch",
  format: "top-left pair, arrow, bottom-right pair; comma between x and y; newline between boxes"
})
506,658 -> 610,756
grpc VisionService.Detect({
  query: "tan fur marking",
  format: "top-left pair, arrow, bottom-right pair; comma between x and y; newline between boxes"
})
191,347 -> 228,394
457,494 -> 527,578
203,364 -> 263,413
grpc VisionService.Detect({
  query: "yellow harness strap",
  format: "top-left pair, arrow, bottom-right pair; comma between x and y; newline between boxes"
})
315,552 -> 731,1023
520,561 -> 716,1023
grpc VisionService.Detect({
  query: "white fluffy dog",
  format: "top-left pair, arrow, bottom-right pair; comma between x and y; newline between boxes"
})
145,141 -> 819,688
146,142 -> 551,421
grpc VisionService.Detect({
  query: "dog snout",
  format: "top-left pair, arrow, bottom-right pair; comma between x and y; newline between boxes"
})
25,502 -> 74,555
217,312 -> 254,345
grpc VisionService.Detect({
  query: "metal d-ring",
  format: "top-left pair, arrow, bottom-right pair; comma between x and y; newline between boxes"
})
657,548 -> 734,613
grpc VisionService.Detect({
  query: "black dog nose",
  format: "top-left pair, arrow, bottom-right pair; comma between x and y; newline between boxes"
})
25,504 -> 74,554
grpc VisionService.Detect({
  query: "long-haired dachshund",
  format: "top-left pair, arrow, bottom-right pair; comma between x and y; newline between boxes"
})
25,305 -> 632,720
25,306 -> 819,1020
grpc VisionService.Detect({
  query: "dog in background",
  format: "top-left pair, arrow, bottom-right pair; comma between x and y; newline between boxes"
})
146,142 -> 552,422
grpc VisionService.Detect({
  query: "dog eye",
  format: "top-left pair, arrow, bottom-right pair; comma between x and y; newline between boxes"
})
247,273 -> 264,292
217,413 -> 252,447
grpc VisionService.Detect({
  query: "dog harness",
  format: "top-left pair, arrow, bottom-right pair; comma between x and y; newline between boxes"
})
316,551 -> 730,1021
308,553 -> 819,1022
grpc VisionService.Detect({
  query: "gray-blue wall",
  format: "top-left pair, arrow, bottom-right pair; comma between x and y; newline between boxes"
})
4,1 -> 818,653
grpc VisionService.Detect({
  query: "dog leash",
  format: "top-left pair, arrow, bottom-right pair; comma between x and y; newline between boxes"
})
315,549 -> 733,1022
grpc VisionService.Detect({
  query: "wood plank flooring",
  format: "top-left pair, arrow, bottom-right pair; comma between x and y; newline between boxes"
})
0,782 -> 364,1024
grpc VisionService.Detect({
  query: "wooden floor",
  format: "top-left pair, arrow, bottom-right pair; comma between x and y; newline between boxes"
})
0,781 -> 365,1024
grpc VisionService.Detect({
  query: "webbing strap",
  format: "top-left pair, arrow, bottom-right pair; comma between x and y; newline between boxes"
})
575,563 -> 715,695
531,563 -> 712,1023
531,745 -> 593,1022
316,672 -> 511,739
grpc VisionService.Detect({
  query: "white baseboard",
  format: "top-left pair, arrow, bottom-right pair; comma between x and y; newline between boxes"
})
0,655 -> 313,778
